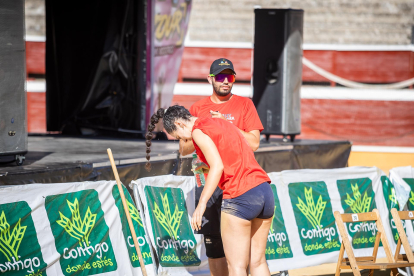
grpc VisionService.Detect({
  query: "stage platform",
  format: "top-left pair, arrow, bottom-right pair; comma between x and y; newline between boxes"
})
0,135 -> 351,186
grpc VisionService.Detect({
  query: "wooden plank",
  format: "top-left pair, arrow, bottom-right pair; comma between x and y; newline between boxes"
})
374,209 -> 395,263
391,208 -> 414,262
372,231 -> 381,261
334,211 -> 362,276
341,212 -> 377,223
336,242 -> 345,276
396,210 -> 414,221
357,263 -> 414,269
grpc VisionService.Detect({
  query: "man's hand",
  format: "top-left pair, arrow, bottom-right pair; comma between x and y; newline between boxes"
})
210,110 -> 227,121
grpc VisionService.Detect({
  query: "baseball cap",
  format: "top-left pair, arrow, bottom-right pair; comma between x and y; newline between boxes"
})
209,58 -> 236,76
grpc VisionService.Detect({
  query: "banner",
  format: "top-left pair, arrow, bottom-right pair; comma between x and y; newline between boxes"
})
132,167 -> 414,273
389,166 -> 414,248
147,0 -> 192,118
0,181 -> 156,276
132,175 -> 209,276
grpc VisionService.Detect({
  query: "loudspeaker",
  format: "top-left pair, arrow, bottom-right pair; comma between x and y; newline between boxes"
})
0,0 -> 27,165
252,9 -> 303,142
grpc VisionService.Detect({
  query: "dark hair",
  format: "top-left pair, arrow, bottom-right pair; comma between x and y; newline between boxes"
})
145,105 -> 192,171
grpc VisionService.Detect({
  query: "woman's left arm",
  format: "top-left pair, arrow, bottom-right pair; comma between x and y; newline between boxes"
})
190,129 -> 224,231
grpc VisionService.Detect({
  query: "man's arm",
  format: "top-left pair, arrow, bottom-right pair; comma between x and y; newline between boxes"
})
238,129 -> 260,151
179,139 -> 196,156
210,111 -> 261,151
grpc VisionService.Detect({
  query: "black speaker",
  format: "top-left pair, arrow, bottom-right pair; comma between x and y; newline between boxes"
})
252,9 -> 303,142
0,0 -> 27,165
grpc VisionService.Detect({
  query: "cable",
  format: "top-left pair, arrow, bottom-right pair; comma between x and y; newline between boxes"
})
302,57 -> 414,89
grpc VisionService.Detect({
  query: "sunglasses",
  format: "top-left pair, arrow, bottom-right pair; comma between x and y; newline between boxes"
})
210,73 -> 236,83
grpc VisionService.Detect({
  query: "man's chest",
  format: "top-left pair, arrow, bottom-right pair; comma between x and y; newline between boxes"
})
196,105 -> 243,126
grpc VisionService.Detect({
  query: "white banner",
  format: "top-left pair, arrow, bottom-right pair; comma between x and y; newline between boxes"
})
0,181 -> 156,276
131,167 -> 411,273
132,175 -> 209,276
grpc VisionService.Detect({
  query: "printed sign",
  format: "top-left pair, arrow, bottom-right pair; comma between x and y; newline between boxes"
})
337,178 -> 378,249
289,181 -> 341,256
45,190 -> 117,275
144,186 -> 200,267
112,185 -> 153,266
0,201 -> 47,276
404,178 -> 414,211
149,0 -> 192,118
381,176 -> 403,243
266,185 -> 293,260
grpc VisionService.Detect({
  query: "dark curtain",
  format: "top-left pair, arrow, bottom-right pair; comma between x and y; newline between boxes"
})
46,0 -> 147,135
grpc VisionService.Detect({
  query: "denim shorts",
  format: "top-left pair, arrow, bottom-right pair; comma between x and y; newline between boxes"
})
221,182 -> 275,221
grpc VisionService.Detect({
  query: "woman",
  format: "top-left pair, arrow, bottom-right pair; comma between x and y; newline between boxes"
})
145,105 -> 274,276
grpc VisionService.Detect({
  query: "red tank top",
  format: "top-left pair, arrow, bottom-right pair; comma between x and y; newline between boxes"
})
192,117 -> 270,199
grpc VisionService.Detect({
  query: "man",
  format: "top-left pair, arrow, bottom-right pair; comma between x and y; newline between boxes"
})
180,58 -> 264,276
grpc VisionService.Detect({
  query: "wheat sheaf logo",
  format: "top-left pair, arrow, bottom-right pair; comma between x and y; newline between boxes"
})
153,193 -> 183,239
345,184 -> 372,213
409,191 -> 414,207
389,188 -> 398,206
127,200 -> 143,228
296,187 -> 327,229
0,211 -> 26,262
56,199 -> 97,247
269,206 -> 277,233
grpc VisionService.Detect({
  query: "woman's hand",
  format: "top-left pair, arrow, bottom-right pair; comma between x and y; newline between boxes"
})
191,202 -> 207,231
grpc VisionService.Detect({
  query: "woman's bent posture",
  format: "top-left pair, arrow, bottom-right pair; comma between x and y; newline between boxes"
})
146,106 -> 274,276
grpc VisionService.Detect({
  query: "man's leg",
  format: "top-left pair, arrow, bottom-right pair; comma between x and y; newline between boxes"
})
204,234 -> 228,276
208,257 -> 229,276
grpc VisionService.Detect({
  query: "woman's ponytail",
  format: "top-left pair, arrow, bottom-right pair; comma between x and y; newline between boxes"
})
145,108 -> 165,171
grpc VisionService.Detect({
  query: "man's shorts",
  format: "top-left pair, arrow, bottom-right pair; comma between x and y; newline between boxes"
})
195,186 -> 223,235
195,186 -> 225,258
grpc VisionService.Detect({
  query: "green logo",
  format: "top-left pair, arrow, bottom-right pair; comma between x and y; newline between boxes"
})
402,178 -> 414,231
344,183 -> 372,214
289,182 -> 340,256
45,190 -> 117,275
337,178 -> 378,249
297,187 -> 326,229
153,193 -> 184,240
112,185 -> 153,267
145,186 -> 200,267
382,176 -> 403,243
128,201 -> 143,228
265,185 -> 293,260
403,178 -> 414,211
0,211 -> 26,262
0,201 -> 47,276
56,199 -> 97,247
409,191 -> 414,207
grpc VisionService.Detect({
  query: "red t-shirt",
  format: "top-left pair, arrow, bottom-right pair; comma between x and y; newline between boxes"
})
192,117 -> 270,199
189,95 -> 263,133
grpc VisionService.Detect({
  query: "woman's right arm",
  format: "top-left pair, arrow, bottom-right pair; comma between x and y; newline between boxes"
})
190,129 -> 224,231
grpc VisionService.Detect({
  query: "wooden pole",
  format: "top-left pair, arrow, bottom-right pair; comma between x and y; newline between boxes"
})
107,148 -> 148,276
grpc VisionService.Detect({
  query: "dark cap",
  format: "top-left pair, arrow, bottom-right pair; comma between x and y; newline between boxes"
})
209,58 -> 236,76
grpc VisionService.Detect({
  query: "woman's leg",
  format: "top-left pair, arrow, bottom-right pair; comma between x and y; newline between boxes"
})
221,211 -> 251,276
249,217 -> 272,276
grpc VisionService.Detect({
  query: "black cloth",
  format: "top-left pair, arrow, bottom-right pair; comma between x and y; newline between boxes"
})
195,186 -> 223,235
204,234 -> 226,259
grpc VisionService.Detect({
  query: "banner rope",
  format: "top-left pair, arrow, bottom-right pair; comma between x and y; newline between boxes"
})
302,57 -> 414,89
